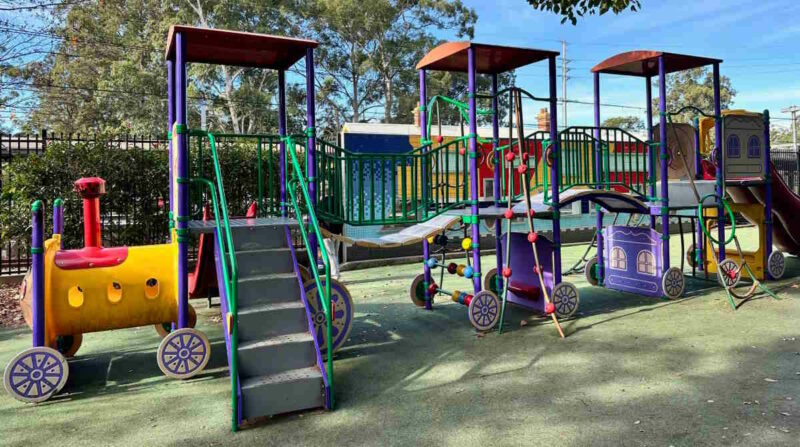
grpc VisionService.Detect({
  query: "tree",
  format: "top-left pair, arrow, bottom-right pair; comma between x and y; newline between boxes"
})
602,115 -> 643,132
526,0 -> 641,24
303,0 -> 477,134
651,67 -> 736,124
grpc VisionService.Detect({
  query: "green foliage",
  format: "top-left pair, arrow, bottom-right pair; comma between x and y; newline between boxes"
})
602,115 -> 644,131
526,0 -> 641,24
652,68 -> 736,124
0,139 -> 169,250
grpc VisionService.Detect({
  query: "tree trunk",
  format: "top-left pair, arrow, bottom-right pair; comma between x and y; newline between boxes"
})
384,75 -> 393,124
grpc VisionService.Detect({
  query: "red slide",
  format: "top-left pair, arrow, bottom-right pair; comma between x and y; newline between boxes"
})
727,163 -> 800,256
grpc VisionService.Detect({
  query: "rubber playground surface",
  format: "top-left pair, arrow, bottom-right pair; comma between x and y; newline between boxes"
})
1,227 -> 799,447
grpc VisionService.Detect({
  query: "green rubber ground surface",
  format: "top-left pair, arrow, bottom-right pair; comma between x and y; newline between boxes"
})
1,227 -> 798,446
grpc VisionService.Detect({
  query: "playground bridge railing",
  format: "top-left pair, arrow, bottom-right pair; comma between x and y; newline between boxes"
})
551,126 -> 655,202
314,137 -> 470,226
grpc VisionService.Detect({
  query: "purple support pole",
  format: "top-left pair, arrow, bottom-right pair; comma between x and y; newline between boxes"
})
693,119 -> 704,270
305,49 -> 319,261
167,60 -> 174,223
278,70 -> 287,218
593,72 -> 604,284
31,201 -> 45,347
549,55 -> 562,284
763,110 -> 773,277
419,69 -> 432,309
713,63 -> 725,261
53,198 -> 63,248
645,76 -> 656,229
491,74 -> 502,291
176,32 -> 188,329
658,56 -> 670,272
467,48 -> 482,292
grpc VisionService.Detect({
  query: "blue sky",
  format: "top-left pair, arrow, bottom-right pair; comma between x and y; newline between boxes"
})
449,0 -> 800,129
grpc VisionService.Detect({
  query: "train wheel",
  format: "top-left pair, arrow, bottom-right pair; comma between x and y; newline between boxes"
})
468,290 -> 500,331
157,328 -> 210,379
717,259 -> 741,289
155,304 -> 197,338
767,251 -> 785,279
483,267 -> 500,296
4,346 -> 69,403
552,282 -> 580,318
584,257 -> 599,286
662,267 -> 686,300
50,334 -> 83,358
686,243 -> 699,268
304,278 -> 354,354
409,273 -> 428,307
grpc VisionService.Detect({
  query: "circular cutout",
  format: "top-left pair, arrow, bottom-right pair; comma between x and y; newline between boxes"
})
717,259 -> 741,288
155,304 -> 197,338
545,146 -> 554,167
50,334 -> 83,358
483,267 -> 500,296
468,290 -> 500,331
409,273 -> 428,307
662,267 -> 685,299
144,278 -> 160,299
4,346 -> 69,403
67,285 -> 84,308
551,282 -> 579,318
107,282 -> 122,303
157,328 -> 210,379
585,257 -> 599,286
303,278 -> 355,354
767,251 -> 785,280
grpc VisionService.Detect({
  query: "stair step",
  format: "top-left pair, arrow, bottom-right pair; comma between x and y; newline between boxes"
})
238,273 -> 301,307
238,332 -> 317,377
235,248 -> 294,277
238,301 -> 309,341
232,225 -> 287,251
241,366 -> 325,420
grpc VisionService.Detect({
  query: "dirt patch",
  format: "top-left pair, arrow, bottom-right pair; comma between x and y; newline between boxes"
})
0,280 -> 24,328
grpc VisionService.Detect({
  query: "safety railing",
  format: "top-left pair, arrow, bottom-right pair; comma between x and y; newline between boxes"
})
283,135 -> 334,407
314,137 -> 470,226
555,126 -> 654,200
187,131 -> 240,431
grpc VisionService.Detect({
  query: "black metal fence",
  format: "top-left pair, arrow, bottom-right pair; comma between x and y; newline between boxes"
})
1,131 -> 170,275
772,148 -> 799,193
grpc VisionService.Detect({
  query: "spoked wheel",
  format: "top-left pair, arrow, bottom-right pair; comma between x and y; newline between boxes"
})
686,243 -> 699,268
468,291 -> 500,332
551,282 -> 579,319
4,346 -> 69,403
483,267 -> 500,296
50,334 -> 83,358
661,267 -> 686,300
584,257 -> 599,286
409,273 -> 428,307
157,328 -> 210,379
767,251 -> 786,280
717,259 -> 741,289
155,304 -> 197,338
303,278 -> 355,354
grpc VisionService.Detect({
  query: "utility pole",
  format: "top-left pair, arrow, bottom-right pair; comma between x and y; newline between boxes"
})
561,40 -> 570,130
782,105 -> 799,191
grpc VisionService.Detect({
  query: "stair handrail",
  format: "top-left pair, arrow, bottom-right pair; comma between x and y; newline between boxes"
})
190,130 -> 240,431
283,134 -> 335,409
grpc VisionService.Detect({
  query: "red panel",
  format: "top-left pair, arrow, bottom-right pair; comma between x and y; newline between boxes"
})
54,247 -> 129,270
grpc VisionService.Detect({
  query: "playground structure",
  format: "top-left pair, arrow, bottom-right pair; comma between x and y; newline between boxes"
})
5,176 -> 211,403
5,23 -> 799,432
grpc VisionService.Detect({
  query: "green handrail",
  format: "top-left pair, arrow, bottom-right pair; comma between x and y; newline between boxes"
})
283,135 -> 335,409
191,132 -> 240,431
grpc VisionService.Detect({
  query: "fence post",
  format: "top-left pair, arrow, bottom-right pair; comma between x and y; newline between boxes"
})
41,129 -> 47,152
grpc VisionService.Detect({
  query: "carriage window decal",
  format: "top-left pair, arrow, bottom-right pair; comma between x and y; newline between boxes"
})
610,247 -> 627,271
747,135 -> 760,158
636,250 -> 656,276
727,134 -> 740,158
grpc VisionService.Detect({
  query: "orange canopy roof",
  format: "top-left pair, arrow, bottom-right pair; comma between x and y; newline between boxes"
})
165,25 -> 318,70
416,42 -> 559,74
591,50 -> 722,77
